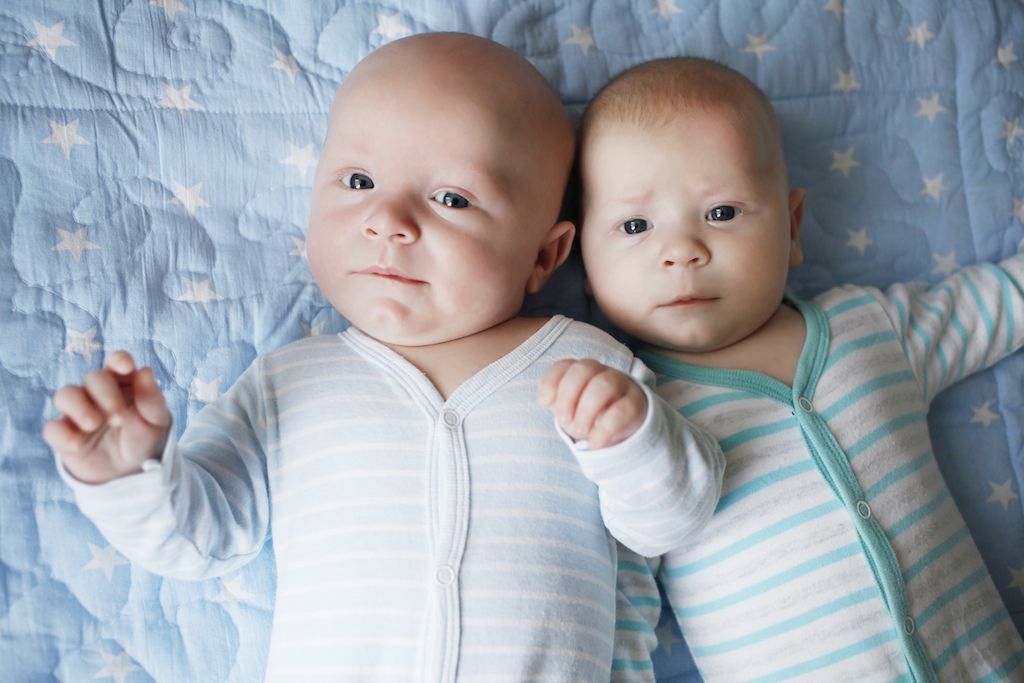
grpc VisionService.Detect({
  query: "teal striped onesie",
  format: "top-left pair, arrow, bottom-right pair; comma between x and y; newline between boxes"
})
632,254 -> 1024,682
58,316 -> 724,682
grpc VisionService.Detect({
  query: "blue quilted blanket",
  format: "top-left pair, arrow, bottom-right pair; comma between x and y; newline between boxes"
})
2,1 -> 1022,681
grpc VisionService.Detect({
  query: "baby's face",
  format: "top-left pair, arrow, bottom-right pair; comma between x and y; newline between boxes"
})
580,107 -> 803,355
306,48 -> 568,347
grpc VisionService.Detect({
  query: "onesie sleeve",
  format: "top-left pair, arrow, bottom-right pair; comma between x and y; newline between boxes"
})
56,357 -> 272,580
610,544 -> 662,683
869,252 -> 1024,404
564,357 -> 725,556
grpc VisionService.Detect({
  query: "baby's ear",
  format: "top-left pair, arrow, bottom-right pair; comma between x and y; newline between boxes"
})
788,188 -> 806,267
526,220 -> 576,294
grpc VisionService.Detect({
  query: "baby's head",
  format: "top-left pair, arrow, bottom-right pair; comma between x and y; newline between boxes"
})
578,57 -> 805,356
307,32 -> 575,347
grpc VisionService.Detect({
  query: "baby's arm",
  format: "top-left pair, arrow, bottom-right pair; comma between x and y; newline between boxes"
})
874,252 -> 1024,403
540,358 -> 724,556
43,352 -> 271,580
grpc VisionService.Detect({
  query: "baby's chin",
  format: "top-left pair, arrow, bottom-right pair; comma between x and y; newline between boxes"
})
344,313 -> 478,349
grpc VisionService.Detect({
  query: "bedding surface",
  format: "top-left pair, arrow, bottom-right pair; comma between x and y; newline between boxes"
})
1,1 -> 1022,681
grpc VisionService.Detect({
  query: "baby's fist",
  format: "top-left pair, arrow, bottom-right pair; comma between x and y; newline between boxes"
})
539,359 -> 647,450
43,350 -> 172,484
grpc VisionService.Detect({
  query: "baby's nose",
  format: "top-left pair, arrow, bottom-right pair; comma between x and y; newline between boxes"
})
662,235 -> 710,267
361,202 -> 420,243
362,223 -> 417,243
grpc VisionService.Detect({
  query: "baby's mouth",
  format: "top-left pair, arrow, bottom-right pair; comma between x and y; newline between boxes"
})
356,266 -> 427,285
660,296 -> 716,307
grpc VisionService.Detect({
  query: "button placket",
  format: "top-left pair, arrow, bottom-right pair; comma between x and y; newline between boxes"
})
435,564 -> 456,587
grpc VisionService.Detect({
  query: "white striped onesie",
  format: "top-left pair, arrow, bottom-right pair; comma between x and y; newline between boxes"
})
58,316 -> 724,682
632,254 -> 1024,682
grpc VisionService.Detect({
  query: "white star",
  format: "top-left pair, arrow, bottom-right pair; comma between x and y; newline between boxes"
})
289,236 -> 307,259
151,0 -> 188,21
177,277 -> 220,304
1001,117 -> 1023,144
915,94 -> 947,124
987,479 -> 1020,513
1013,197 -> 1024,223
170,181 -> 210,217
302,320 -> 327,337
371,12 -> 412,42
907,21 -> 934,50
846,227 -> 873,255
830,147 -> 860,177
26,20 -> 76,60
84,543 -> 128,582
931,250 -> 958,277
158,84 -> 203,114
565,24 -> 596,56
744,33 -> 776,61
93,649 -> 139,683
281,143 -> 317,179
921,173 -> 948,202
1009,567 -> 1024,596
996,43 -> 1018,68
64,326 -> 103,362
53,227 -> 100,263
43,119 -> 89,158
653,0 -> 683,21
655,620 -> 684,658
210,575 -> 256,606
824,0 -> 845,20
270,49 -> 300,82
970,400 -> 1000,428
190,376 -> 221,404
832,69 -> 861,95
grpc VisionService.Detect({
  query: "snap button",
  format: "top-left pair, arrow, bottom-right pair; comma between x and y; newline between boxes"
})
903,616 -> 916,635
856,500 -> 872,520
798,396 -> 814,413
441,410 -> 459,428
435,564 -> 456,586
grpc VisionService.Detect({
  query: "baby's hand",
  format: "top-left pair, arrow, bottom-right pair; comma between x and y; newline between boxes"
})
42,351 -> 172,485
539,359 -> 648,450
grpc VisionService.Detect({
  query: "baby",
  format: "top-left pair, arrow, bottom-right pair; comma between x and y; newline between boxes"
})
42,34 -> 723,681
578,57 -> 1024,681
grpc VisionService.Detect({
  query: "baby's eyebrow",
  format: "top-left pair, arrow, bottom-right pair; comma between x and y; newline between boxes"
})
591,191 -> 653,210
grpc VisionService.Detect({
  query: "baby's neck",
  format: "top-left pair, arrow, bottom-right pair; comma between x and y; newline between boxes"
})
655,304 -> 806,387
383,316 -> 549,400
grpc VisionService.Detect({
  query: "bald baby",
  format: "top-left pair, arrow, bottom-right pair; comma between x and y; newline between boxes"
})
45,33 -> 726,683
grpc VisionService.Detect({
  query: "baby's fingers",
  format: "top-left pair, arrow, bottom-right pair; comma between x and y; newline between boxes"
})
83,369 -> 129,427
52,384 -> 105,433
587,396 -> 645,450
545,360 -> 600,426
568,370 -> 622,435
538,359 -> 573,406
103,350 -> 137,375
130,368 -> 171,430
42,416 -> 85,454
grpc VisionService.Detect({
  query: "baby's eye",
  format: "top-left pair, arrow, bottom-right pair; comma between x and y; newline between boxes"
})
707,205 -> 738,222
621,218 -> 649,235
432,191 -> 470,209
341,172 -> 374,190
